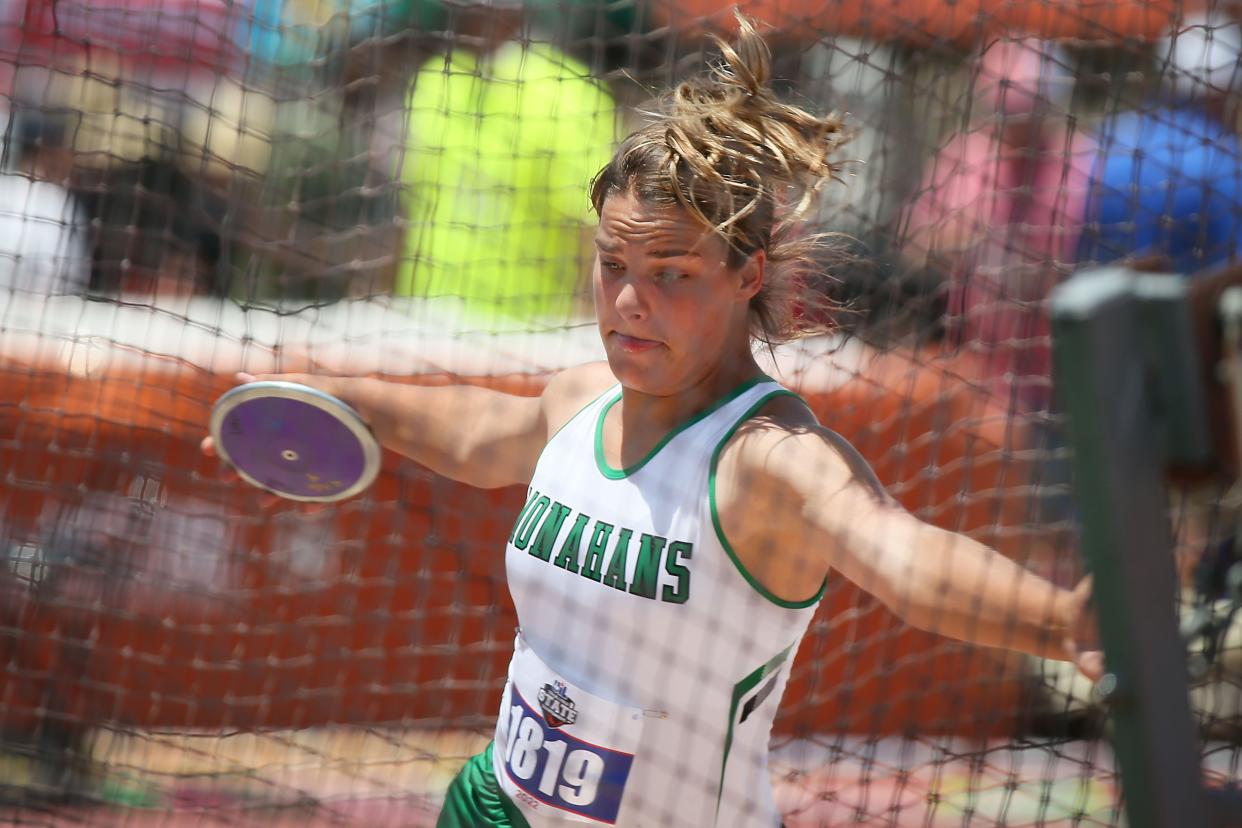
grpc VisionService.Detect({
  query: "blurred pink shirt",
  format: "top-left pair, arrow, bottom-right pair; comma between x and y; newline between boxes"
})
902,126 -> 1097,411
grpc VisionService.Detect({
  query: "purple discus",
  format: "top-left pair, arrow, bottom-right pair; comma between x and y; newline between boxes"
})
209,381 -> 381,502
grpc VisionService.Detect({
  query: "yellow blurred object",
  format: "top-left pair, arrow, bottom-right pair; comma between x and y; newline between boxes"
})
396,41 -> 618,324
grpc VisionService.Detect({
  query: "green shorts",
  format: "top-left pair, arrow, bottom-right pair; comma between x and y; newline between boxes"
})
437,743 -> 531,828
437,744 -> 789,827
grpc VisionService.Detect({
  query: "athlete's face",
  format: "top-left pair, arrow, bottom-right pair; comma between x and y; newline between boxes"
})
593,191 -> 763,395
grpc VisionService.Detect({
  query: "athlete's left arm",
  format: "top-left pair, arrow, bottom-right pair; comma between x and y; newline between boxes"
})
716,418 -> 1101,678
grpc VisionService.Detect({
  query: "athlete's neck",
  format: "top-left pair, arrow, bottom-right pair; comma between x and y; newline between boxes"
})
611,352 -> 765,465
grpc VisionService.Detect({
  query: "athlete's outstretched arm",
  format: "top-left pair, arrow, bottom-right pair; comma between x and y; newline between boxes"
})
716,417 -> 1101,678
202,364 -> 611,490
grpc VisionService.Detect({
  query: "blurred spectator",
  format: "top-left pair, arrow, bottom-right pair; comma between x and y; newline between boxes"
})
1078,12 -> 1242,275
0,111 -> 91,295
796,38 -> 934,347
898,39 -> 1093,412
800,37 -> 906,239
394,0 -> 618,324
89,158 -> 227,301
234,0 -> 352,69
232,0 -> 426,67
144,229 -> 225,308
15,0 -> 241,92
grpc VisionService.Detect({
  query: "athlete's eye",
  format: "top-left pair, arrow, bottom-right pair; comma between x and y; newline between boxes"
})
600,259 -> 625,273
655,269 -> 687,283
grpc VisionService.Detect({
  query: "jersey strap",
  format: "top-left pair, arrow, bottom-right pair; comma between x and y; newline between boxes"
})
708,388 -> 828,609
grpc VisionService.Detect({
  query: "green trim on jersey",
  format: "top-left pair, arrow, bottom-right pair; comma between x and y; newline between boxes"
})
546,384 -> 618,447
437,743 -> 532,828
593,375 -> 772,479
716,643 -> 794,822
709,390 -> 828,610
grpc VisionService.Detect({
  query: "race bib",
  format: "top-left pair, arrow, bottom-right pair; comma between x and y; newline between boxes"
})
493,635 -> 643,824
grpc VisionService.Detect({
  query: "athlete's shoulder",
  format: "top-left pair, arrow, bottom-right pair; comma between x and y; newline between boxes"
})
720,385 -> 818,448
749,386 -> 818,430
725,390 -> 891,504
540,362 -> 617,441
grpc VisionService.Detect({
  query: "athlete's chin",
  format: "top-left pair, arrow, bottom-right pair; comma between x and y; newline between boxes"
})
605,351 -> 675,394
606,356 -> 652,386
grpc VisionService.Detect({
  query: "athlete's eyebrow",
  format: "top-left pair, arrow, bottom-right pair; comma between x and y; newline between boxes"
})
593,238 -> 623,253
648,249 -> 702,259
593,238 -> 703,258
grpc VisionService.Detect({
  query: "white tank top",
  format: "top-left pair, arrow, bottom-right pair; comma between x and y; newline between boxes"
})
491,376 -> 824,827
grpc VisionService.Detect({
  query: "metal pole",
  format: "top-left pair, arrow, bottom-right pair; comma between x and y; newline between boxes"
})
1049,268 -> 1209,828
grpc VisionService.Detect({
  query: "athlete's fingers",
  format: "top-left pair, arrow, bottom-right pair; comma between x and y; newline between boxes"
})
1078,650 -> 1106,683
201,436 -> 244,486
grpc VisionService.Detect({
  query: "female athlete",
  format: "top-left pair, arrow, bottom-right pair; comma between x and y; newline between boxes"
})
205,18 -> 1098,828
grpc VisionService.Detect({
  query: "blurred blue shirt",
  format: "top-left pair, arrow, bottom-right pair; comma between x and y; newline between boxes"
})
235,0 -> 406,67
1079,106 -> 1242,276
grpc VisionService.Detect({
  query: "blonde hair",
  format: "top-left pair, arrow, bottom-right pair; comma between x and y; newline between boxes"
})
590,15 -> 848,345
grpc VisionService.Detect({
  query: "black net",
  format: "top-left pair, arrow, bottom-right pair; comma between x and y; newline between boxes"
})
0,0 -> 1239,825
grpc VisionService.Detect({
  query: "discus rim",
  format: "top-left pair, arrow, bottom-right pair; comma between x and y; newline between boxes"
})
209,380 -> 381,503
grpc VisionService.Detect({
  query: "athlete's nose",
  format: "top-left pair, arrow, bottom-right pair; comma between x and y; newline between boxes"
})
614,278 -> 647,321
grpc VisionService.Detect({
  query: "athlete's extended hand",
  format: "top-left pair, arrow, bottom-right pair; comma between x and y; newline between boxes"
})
1061,576 -> 1104,682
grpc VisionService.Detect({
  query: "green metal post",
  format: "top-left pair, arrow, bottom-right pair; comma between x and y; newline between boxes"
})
1049,269 -> 1208,828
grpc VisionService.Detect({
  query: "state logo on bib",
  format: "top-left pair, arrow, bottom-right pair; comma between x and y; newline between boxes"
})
538,681 -> 579,728
494,635 -> 644,824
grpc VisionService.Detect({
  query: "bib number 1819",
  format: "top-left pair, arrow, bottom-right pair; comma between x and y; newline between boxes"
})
501,688 -> 634,823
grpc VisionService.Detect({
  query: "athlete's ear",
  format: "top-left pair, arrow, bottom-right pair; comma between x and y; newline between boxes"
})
736,249 -> 765,303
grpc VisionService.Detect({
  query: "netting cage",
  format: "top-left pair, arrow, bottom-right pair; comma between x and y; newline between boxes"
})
0,0 -> 1240,825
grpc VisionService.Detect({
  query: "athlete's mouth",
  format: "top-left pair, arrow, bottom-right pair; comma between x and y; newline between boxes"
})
611,332 -> 662,352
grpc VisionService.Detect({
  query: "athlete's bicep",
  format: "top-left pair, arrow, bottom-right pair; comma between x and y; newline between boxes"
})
727,425 -> 913,607
431,386 -> 547,489
802,431 -> 936,611
457,364 -> 612,489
